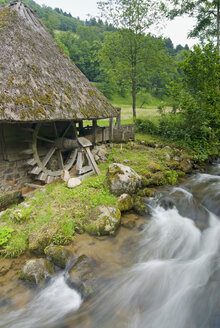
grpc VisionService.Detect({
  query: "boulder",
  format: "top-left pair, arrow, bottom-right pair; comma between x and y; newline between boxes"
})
29,222 -> 59,254
44,245 -> 73,269
158,196 -> 175,210
66,255 -> 99,299
133,197 -> 149,216
84,205 -> 121,236
117,193 -> 134,212
67,178 -> 81,189
107,163 -> 141,196
19,258 -> 54,285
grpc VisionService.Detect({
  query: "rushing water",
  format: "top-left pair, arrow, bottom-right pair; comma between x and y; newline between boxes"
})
0,161 -> 220,328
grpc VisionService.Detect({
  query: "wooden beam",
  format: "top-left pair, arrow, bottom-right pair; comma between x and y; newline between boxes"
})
92,119 -> 97,145
109,117 -> 114,142
85,147 -> 100,175
115,107 -> 121,128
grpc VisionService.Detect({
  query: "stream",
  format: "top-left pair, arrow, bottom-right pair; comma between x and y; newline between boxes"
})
0,160 -> 219,328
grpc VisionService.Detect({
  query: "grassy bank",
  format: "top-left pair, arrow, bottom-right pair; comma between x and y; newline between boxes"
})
0,139 -> 194,258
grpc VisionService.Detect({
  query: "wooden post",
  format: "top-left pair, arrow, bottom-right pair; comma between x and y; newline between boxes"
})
109,117 -> 113,142
79,121 -> 83,135
102,127 -> 106,143
115,108 -> 121,129
92,119 -> 97,145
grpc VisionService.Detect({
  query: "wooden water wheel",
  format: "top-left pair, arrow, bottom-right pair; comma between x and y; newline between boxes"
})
26,121 -> 100,184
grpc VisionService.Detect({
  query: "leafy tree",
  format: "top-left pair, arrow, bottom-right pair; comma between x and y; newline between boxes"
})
164,0 -> 220,52
98,0 -> 161,117
168,42 -> 220,155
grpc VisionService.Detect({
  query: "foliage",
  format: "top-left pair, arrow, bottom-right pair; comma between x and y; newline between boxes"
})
164,0 -> 220,51
0,226 -> 14,247
136,42 -> 220,159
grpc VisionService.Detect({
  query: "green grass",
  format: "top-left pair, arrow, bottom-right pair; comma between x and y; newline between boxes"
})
0,139 -> 193,258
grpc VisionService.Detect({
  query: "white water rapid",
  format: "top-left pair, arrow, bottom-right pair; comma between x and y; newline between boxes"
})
0,161 -> 219,328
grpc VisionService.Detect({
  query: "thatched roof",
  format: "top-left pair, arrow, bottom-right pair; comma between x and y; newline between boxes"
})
0,2 -> 118,122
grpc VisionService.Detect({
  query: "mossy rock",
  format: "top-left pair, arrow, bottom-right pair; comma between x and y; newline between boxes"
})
107,163 -> 141,196
149,172 -> 166,186
133,197 -> 149,216
66,255 -> 99,300
117,194 -> 134,212
84,206 -> 121,236
44,245 -> 73,269
19,258 -> 54,286
28,222 -> 59,254
147,161 -> 162,173
137,188 -> 153,197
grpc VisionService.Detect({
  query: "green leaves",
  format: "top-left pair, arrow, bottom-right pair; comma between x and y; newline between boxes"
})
0,227 -> 14,248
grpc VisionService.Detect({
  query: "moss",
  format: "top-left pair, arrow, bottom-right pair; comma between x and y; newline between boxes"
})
0,8 -> 10,30
133,197 -> 149,216
84,206 -> 121,236
44,245 -> 73,268
117,194 -> 134,212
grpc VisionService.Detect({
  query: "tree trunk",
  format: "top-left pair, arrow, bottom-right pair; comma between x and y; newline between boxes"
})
217,0 -> 220,54
132,77 -> 136,118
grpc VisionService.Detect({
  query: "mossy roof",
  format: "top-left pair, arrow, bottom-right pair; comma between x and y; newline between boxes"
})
0,2 -> 118,122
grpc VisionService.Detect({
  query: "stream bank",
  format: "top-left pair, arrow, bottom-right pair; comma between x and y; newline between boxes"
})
0,159 -> 219,328
0,139 -> 214,285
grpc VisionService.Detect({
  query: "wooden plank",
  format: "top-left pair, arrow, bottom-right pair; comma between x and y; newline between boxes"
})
21,149 -> 34,155
26,158 -> 37,166
37,172 -> 48,182
85,147 -> 100,175
77,137 -> 92,148
42,146 -> 56,167
77,165 -> 93,175
25,183 -> 42,189
46,176 -> 55,184
30,166 -> 42,175
76,151 -> 83,174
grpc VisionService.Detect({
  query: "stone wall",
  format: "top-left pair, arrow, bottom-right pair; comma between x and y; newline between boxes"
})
0,159 -> 31,194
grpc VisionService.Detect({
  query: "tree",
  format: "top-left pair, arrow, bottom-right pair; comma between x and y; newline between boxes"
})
163,0 -> 220,52
98,0 -> 161,118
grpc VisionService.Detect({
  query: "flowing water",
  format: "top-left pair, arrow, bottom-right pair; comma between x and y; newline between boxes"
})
0,161 -> 220,328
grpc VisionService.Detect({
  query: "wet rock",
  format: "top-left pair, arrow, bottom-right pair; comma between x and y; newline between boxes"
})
67,178 -> 81,189
107,163 -> 141,196
117,193 -> 134,212
19,258 -> 54,285
44,245 -> 74,269
137,188 -> 153,197
84,205 -> 121,236
29,222 -> 59,254
121,215 -> 137,229
0,259 -> 12,276
158,196 -> 175,210
179,160 -> 193,173
66,255 -> 99,299
133,197 -> 149,216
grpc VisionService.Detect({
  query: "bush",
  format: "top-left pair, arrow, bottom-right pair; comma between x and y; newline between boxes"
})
135,118 -> 158,134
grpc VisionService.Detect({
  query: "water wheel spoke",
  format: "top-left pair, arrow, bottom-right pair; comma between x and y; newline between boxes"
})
62,122 -> 72,138
57,150 -> 64,170
37,136 -> 54,143
42,146 -> 57,167
53,122 -> 58,138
